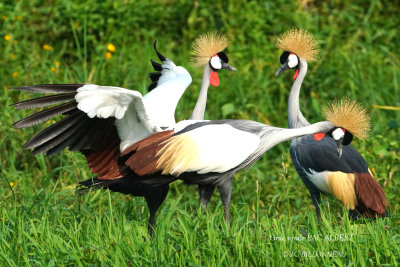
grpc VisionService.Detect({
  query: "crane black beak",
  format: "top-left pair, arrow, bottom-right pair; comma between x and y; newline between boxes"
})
275,62 -> 290,76
221,62 -> 237,72
335,137 -> 344,158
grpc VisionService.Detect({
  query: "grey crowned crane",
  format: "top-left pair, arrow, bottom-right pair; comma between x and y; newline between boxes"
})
116,99 -> 368,224
275,28 -> 388,220
12,33 -> 236,236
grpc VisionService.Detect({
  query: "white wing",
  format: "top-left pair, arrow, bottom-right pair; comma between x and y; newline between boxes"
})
75,84 -> 161,151
143,42 -> 192,128
73,42 -> 193,152
13,42 -> 192,156
156,123 -> 261,175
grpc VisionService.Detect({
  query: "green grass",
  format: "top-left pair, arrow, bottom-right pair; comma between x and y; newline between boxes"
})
1,0 -> 399,265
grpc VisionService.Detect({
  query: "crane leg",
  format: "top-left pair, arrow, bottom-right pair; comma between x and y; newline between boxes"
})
198,184 -> 215,210
348,209 -> 360,220
217,177 -> 233,223
310,191 -> 322,222
144,184 -> 170,238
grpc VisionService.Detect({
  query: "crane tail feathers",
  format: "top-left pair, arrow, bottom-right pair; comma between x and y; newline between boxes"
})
354,172 -> 388,218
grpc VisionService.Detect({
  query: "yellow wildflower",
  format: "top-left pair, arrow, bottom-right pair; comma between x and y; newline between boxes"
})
4,34 -> 11,41
10,53 -> 15,59
105,52 -> 112,59
17,15 -> 22,21
55,61 -> 60,66
13,40 -> 18,45
43,44 -> 53,51
10,182 -> 15,187
51,67 -> 56,72
12,72 -> 18,77
107,43 -> 116,52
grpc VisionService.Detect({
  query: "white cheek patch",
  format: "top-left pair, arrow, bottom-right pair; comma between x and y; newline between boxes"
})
210,57 -> 222,69
288,54 -> 299,68
332,128 -> 345,140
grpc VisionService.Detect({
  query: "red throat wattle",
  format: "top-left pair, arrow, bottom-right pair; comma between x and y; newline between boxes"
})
293,69 -> 299,80
210,70 -> 220,87
313,132 -> 326,141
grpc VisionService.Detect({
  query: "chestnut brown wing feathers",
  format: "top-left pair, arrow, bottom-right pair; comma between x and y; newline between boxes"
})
122,130 -> 175,176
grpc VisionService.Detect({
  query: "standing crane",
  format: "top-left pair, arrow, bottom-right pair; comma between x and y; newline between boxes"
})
115,99 -> 368,224
12,33 -> 236,236
274,28 -> 388,220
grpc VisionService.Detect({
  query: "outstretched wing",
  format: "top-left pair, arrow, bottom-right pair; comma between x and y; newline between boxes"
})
12,42 -> 191,180
143,41 -> 192,128
12,83 -> 160,179
121,120 -> 261,177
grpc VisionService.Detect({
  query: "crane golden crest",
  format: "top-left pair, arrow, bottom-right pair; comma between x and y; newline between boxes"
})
323,98 -> 371,140
275,28 -> 319,62
191,31 -> 230,66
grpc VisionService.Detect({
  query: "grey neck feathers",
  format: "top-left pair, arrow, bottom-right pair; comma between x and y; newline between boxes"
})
288,57 -> 310,128
274,121 -> 333,144
261,121 -> 333,152
189,64 -> 211,120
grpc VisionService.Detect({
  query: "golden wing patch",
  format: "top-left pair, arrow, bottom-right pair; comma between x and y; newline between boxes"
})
327,172 -> 356,209
156,133 -> 200,176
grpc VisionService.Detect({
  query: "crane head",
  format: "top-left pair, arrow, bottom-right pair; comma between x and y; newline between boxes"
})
315,98 -> 369,158
191,31 -> 236,87
275,51 -> 300,80
208,52 -> 236,87
275,28 -> 319,80
314,127 -> 354,158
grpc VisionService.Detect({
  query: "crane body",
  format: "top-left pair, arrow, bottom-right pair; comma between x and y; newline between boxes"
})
13,33 -> 236,236
275,28 -> 388,219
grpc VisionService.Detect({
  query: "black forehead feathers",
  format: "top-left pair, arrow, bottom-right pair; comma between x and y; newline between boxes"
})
327,127 -> 336,136
217,51 -> 229,63
280,51 -> 290,64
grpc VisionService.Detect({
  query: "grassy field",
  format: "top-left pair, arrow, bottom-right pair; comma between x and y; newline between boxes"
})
1,0 -> 399,265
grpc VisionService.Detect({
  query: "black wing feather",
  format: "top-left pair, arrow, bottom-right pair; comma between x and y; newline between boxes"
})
22,111 -> 84,149
13,85 -> 121,157
11,84 -> 84,93
148,82 -> 158,91
31,116 -> 89,155
149,72 -> 162,82
13,101 -> 77,128
12,93 -> 76,110
150,59 -> 163,71
68,118 -> 108,151
153,40 -> 166,62
147,40 -> 173,92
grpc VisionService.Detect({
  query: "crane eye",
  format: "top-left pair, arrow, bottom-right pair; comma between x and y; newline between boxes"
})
210,56 -> 222,69
288,54 -> 299,68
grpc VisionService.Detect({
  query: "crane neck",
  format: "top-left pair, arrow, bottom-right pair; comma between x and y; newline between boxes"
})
288,57 -> 310,128
259,121 -> 334,153
278,121 -> 334,142
189,64 -> 211,120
